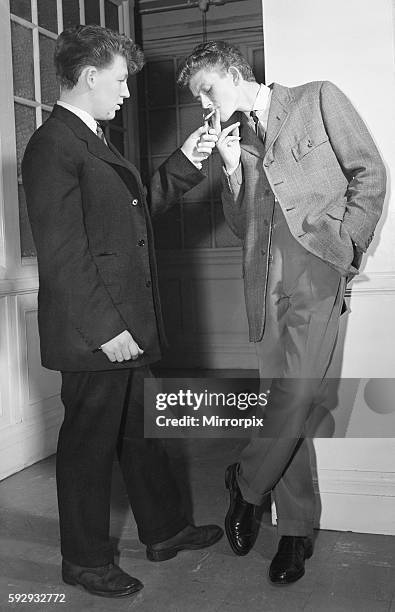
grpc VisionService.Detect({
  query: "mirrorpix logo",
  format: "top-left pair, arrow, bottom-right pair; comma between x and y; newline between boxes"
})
153,386 -> 271,432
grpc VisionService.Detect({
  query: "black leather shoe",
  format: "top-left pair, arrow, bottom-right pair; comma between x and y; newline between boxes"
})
269,536 -> 313,585
225,463 -> 260,556
146,523 -> 223,562
62,560 -> 143,598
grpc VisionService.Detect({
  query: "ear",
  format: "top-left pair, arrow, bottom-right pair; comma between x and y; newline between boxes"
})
228,66 -> 242,85
82,66 -> 98,90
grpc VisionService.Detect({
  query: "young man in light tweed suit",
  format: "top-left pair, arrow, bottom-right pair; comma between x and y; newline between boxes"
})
177,41 -> 386,585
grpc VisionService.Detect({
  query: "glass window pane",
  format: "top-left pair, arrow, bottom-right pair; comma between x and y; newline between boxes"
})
111,106 -> 124,127
85,0 -> 101,25
183,201 -> 211,248
18,183 -> 36,257
11,22 -> 35,99
37,0 -> 57,32
14,103 -> 36,179
149,109 -> 177,155
109,129 -> 124,155
147,60 -> 175,107
39,35 -> 58,105
153,205 -> 181,250
179,105 -> 201,142
252,47 -> 265,84
63,0 -> 81,29
10,0 -> 32,21
105,0 -> 119,31
42,109 -> 51,123
138,110 -> 148,157
176,58 -> 194,105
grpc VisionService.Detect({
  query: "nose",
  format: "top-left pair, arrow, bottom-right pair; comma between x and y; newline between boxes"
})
200,93 -> 212,108
121,81 -> 130,98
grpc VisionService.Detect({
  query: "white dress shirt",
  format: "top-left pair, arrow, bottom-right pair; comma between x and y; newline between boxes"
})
56,100 -> 98,134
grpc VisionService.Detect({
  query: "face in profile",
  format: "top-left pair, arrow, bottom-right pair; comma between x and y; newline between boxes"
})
189,66 -> 239,122
90,54 -> 130,121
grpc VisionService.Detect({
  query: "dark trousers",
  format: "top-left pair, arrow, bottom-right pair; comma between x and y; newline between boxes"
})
238,204 -> 346,536
57,365 -> 188,566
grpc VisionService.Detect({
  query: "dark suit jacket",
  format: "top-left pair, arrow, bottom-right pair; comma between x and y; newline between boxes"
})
22,105 -> 204,371
222,81 -> 387,341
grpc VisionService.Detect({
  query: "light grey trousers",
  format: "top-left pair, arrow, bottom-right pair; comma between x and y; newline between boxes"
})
237,204 -> 346,536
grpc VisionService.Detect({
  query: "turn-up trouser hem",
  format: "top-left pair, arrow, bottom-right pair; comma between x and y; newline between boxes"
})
139,516 -> 190,546
276,519 -> 314,538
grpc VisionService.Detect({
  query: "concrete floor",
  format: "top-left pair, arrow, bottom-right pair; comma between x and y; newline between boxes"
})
1,438 -> 395,612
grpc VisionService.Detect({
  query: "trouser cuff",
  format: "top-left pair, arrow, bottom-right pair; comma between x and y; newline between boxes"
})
139,515 -> 189,545
276,518 -> 314,537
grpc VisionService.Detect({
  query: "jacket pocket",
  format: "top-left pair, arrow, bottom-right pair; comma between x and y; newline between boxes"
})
292,133 -> 329,161
326,203 -> 346,221
93,253 -> 123,304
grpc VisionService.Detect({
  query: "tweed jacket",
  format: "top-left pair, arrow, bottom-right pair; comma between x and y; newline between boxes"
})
222,81 -> 387,342
22,104 -> 204,371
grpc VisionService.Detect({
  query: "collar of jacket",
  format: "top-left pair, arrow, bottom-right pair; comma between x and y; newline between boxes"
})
51,104 -> 134,170
239,83 -> 294,159
51,103 -> 146,195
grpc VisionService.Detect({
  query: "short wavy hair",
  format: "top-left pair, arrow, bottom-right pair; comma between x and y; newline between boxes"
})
177,40 -> 255,87
55,24 -> 144,89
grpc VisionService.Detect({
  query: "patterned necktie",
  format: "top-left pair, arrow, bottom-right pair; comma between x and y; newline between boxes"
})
96,122 -> 108,145
250,110 -> 265,142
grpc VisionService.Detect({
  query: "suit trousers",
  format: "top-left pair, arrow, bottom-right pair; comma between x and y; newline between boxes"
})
237,204 -> 346,536
57,365 -> 188,566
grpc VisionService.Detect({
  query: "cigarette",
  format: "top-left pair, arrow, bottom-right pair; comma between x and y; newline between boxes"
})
204,108 -> 216,132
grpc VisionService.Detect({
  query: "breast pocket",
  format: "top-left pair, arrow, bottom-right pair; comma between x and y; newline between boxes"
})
291,133 -> 329,162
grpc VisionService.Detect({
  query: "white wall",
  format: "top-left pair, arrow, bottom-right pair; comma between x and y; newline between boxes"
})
263,0 -> 395,534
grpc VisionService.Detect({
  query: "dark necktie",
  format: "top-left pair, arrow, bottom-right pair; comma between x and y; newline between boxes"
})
96,122 -> 108,145
250,110 -> 265,142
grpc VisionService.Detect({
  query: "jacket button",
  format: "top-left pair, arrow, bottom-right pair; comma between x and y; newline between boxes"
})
145,280 -> 152,288
138,239 -> 145,247
261,249 -> 266,255
269,254 -> 274,263
131,198 -> 139,206
307,139 -> 313,147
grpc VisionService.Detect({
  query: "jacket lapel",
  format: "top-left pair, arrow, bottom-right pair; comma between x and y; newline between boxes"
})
239,83 -> 293,160
51,104 -> 135,172
263,83 -> 293,156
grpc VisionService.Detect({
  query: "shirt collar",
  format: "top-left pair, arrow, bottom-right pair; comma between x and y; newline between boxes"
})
56,101 -> 98,134
252,83 -> 272,112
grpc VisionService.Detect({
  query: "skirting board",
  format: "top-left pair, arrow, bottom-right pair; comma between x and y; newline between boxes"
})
0,401 -> 63,481
271,469 -> 395,535
314,469 -> 395,535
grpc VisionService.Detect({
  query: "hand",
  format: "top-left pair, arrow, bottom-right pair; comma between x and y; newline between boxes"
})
215,121 -> 241,174
100,329 -> 144,363
181,125 -> 218,169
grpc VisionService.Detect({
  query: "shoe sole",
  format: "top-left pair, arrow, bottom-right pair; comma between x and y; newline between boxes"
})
224,466 -> 251,557
146,530 -> 224,562
62,576 -> 143,598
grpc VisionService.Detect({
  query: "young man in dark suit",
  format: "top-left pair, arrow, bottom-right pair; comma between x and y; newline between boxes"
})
22,25 -> 222,599
177,41 -> 386,585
